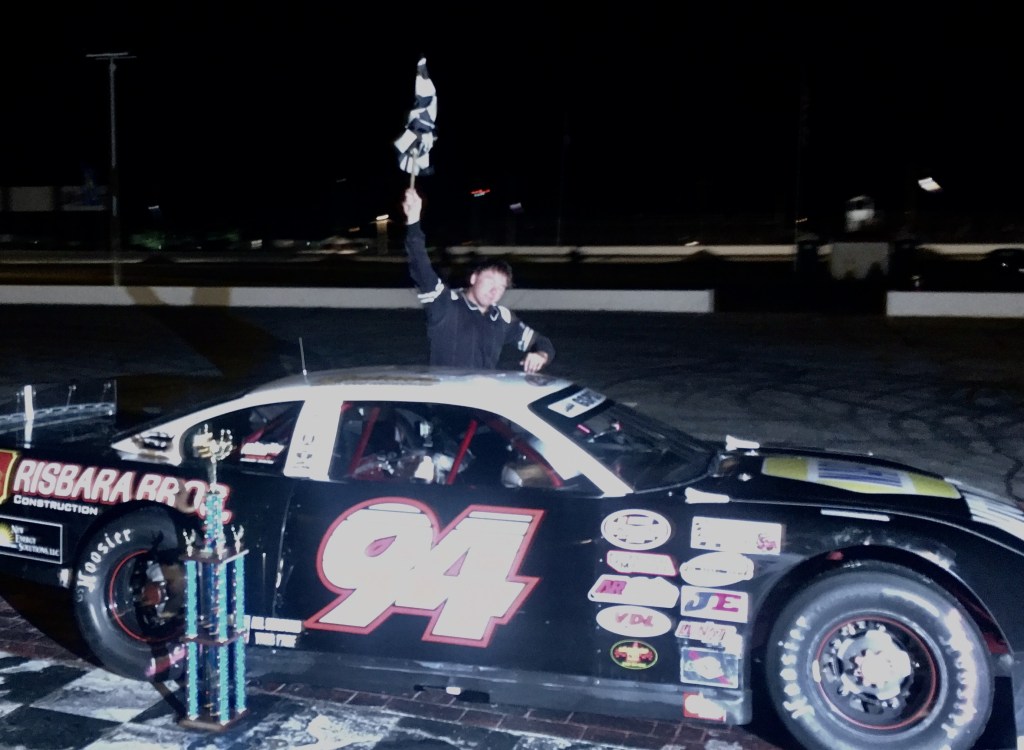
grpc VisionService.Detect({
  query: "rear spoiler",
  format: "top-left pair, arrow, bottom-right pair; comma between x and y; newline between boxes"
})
0,380 -> 117,444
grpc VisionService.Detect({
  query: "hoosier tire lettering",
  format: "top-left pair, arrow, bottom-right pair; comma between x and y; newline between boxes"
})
75,528 -> 133,596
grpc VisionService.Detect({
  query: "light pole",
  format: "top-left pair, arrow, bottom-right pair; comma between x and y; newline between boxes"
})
375,214 -> 390,255
87,51 -> 134,284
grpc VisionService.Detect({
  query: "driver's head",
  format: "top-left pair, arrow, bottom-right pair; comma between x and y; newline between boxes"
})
466,259 -> 512,308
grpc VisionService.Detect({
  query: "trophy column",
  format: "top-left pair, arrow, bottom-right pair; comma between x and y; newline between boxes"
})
180,427 -> 249,730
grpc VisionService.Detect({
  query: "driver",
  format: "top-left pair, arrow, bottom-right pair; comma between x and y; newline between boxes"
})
402,188 -> 555,373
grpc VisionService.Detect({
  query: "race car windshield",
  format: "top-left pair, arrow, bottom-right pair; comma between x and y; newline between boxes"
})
531,386 -> 713,490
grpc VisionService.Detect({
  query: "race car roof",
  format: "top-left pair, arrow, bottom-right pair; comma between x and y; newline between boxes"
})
248,366 -> 576,407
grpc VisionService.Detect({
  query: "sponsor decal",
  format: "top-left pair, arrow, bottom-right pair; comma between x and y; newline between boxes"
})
684,487 -> 730,504
761,455 -> 960,499
0,450 -> 18,503
606,550 -> 676,576
679,551 -> 754,588
680,586 -> 749,623
246,615 -> 303,648
306,500 -> 543,647
610,639 -> 657,670
675,619 -> 742,651
547,388 -> 606,418
691,516 -> 782,556
683,692 -> 727,722
680,646 -> 740,688
601,509 -> 672,551
11,495 -> 100,515
588,575 -> 680,608
0,514 -> 62,563
9,459 -> 233,522
240,441 -> 286,465
596,605 -> 673,637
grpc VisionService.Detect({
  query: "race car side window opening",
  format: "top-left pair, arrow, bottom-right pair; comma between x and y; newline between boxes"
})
182,401 -> 302,473
328,401 -> 586,491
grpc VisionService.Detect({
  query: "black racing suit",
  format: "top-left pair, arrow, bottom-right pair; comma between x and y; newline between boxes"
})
405,222 -> 555,369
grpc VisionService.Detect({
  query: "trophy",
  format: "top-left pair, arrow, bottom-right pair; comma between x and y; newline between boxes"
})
180,424 -> 248,729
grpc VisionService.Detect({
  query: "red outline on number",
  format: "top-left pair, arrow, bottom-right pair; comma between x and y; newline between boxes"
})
305,497 -> 544,647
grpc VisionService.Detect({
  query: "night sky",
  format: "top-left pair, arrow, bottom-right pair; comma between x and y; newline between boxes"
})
2,4 -> 1021,244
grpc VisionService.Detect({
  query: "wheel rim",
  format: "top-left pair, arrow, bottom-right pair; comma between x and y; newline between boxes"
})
107,550 -> 184,643
813,615 -> 938,731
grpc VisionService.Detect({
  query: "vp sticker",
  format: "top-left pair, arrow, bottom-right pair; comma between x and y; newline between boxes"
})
596,605 -> 673,637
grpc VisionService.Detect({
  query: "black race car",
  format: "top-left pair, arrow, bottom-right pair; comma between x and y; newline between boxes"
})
0,367 -> 1020,750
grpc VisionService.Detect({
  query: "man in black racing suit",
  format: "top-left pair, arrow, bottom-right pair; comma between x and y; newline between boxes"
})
402,188 -> 555,372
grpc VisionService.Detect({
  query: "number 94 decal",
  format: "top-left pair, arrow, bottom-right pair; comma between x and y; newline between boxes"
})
306,499 -> 544,647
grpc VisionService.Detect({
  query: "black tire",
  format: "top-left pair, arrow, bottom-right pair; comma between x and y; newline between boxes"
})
72,509 -> 187,681
765,565 -> 992,750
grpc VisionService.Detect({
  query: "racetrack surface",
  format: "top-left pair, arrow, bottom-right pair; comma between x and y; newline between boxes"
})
0,305 -> 1022,749
1,306 -> 1019,500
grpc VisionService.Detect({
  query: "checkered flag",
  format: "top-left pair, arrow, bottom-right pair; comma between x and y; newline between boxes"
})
394,57 -> 437,184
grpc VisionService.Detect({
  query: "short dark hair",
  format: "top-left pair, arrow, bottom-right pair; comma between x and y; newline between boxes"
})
471,258 -> 513,287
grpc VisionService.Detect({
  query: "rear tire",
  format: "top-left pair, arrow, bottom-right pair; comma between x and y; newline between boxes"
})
765,565 -> 992,750
73,509 -> 187,681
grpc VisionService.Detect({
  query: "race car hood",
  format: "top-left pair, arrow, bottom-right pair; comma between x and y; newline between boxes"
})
712,446 -> 967,518
699,444 -> 1024,552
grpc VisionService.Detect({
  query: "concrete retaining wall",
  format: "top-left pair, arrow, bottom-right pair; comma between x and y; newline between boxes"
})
886,291 -> 1024,318
0,285 -> 716,313
2,285 -> 1022,317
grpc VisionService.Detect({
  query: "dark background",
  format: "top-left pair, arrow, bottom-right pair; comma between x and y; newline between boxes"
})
2,3 -> 1021,246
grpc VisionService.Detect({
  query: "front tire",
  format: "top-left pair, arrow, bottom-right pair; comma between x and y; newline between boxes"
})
73,509 -> 187,681
766,565 -> 992,750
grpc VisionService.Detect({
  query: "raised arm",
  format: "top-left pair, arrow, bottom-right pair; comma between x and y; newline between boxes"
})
402,188 -> 441,294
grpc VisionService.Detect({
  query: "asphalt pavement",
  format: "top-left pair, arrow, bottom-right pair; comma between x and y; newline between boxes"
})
0,304 -> 1022,749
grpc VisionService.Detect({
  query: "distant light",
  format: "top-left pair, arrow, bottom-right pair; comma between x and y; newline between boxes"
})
685,240 -> 700,247
347,226 -> 361,233
470,188 -> 491,198
509,202 -> 523,213
375,214 -> 390,222
918,177 -> 942,192
795,217 -> 808,224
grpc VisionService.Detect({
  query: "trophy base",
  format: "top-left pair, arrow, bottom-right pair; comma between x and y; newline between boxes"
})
179,708 -> 249,732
